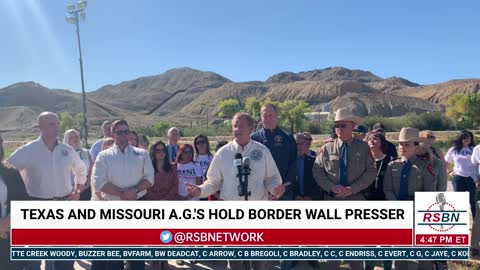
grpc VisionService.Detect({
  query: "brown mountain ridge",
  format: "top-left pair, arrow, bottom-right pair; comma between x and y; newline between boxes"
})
0,67 -> 478,134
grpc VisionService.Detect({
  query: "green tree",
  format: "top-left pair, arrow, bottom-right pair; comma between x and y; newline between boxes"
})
153,121 -> 175,137
278,100 -> 310,133
217,99 -> 241,118
245,97 -> 261,120
59,112 -> 83,133
447,93 -> 480,129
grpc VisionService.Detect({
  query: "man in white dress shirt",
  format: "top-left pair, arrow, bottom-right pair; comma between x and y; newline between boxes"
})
92,119 -> 154,270
92,119 -> 154,201
6,112 -> 87,270
186,112 -> 286,270
7,112 -> 87,200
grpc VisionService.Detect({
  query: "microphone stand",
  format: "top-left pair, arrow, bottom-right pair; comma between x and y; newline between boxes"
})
242,168 -> 251,270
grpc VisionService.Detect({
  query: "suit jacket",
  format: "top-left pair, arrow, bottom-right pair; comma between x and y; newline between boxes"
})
295,154 -> 322,200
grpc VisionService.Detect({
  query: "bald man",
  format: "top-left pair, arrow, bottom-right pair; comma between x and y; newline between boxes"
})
6,112 -> 87,270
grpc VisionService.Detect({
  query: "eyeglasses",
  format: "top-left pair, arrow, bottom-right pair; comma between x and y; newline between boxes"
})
196,140 -> 207,145
154,149 -> 166,154
427,136 -> 436,139
335,124 -> 347,129
115,130 -> 130,135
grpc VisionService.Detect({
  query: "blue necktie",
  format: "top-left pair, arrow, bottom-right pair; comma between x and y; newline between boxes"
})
171,146 -> 177,162
399,160 -> 411,200
340,143 -> 348,186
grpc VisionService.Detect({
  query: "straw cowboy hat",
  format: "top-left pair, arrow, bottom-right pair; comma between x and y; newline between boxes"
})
398,127 -> 423,143
333,109 -> 362,124
419,130 -> 436,139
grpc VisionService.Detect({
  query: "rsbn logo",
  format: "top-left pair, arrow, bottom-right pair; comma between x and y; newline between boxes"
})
417,193 -> 467,232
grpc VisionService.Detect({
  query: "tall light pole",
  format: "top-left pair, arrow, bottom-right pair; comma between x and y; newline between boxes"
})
66,1 -> 89,148
199,103 -> 214,129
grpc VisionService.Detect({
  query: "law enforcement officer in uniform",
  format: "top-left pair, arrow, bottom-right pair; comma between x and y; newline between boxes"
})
383,128 -> 436,200
314,109 -> 376,201
383,127 -> 436,270
313,109 -> 376,270
251,103 -> 297,200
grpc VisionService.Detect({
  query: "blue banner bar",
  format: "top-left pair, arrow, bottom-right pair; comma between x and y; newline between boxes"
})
11,247 -> 469,261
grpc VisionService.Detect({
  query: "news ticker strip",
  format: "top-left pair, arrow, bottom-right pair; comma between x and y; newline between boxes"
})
11,247 -> 469,261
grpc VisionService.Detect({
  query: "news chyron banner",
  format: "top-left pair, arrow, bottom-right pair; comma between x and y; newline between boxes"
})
10,192 -> 470,261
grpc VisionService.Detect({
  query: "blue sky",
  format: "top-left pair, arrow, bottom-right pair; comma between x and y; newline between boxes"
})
1,0 -> 479,92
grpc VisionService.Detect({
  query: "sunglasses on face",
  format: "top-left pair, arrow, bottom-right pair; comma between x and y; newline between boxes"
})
196,140 -> 207,145
427,136 -> 435,139
115,130 -> 130,135
154,148 -> 166,154
335,124 -> 347,129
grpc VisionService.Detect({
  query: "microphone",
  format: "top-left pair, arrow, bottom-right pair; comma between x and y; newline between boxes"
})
436,193 -> 446,211
242,157 -> 251,175
242,157 -> 252,200
234,153 -> 243,196
436,193 -> 446,230
234,153 -> 243,175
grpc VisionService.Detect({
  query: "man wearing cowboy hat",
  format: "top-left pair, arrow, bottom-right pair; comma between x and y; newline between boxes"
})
383,127 -> 436,269
314,108 -> 376,200
313,108 -> 376,270
383,127 -> 436,200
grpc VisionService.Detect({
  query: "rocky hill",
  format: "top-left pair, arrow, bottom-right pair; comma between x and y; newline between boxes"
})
0,67 -> 477,135
89,68 -> 231,115
392,79 -> 480,104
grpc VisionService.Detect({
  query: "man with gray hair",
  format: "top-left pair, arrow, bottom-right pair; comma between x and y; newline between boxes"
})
167,127 -> 180,163
186,112 -> 286,270
6,112 -> 87,270
89,120 -> 113,162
